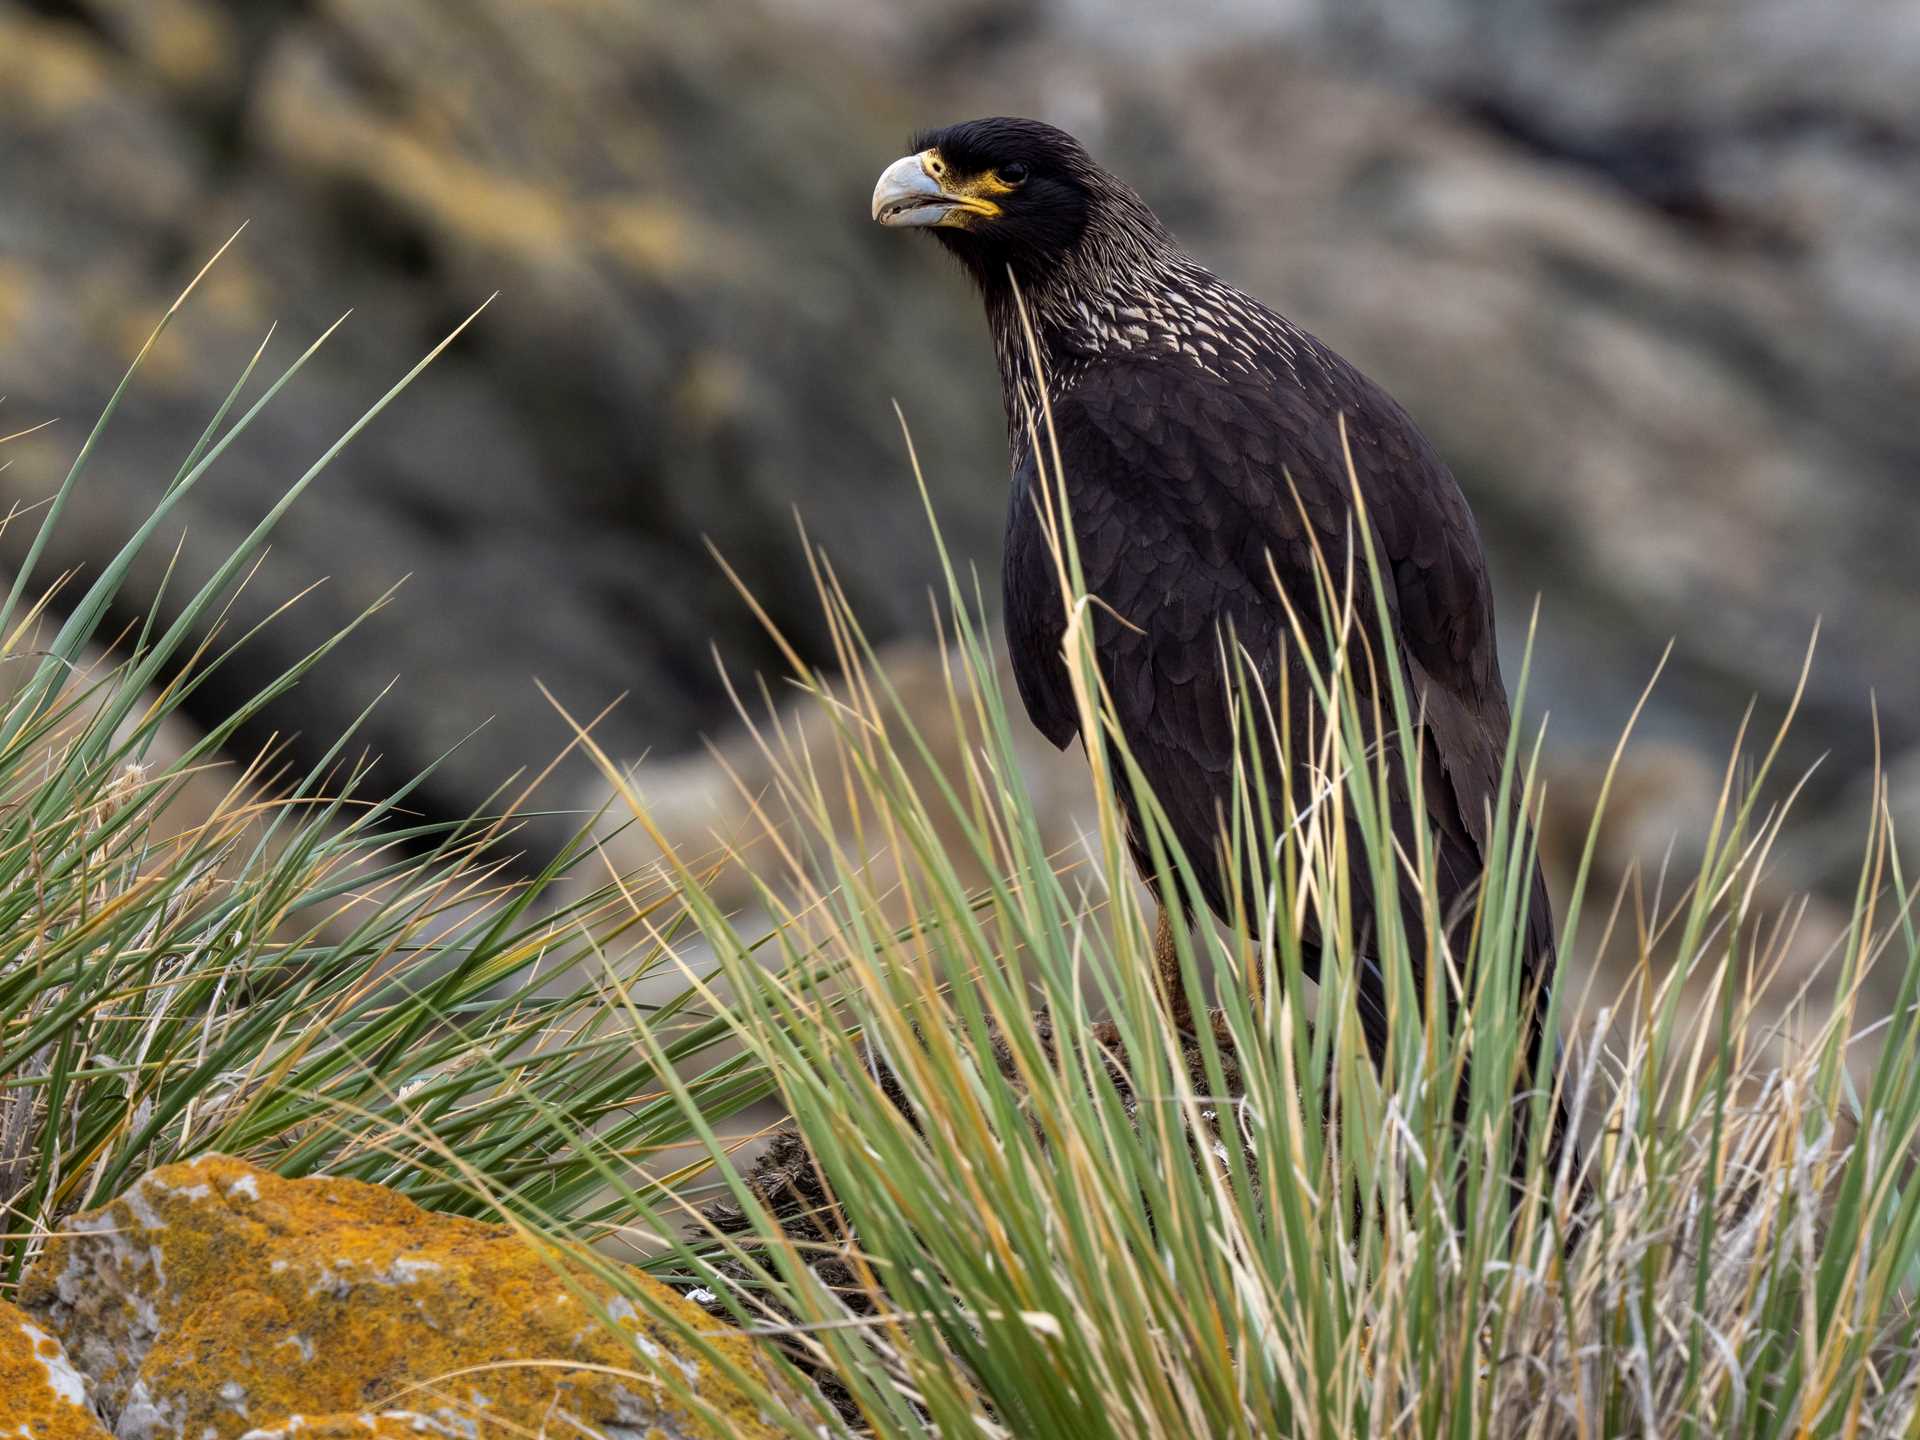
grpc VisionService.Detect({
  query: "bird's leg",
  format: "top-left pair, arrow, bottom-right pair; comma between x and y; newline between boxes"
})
1154,908 -> 1194,1036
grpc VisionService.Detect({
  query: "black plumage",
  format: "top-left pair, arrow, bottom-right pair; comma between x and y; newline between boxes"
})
875,117 -> 1568,1170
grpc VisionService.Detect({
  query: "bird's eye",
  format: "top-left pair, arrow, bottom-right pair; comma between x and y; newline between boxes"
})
999,162 -> 1030,185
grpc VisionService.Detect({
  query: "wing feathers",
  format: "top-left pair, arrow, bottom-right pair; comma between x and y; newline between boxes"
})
1002,334 -> 1537,971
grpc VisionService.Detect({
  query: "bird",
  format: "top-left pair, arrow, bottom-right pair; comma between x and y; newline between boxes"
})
871,117 -> 1573,1182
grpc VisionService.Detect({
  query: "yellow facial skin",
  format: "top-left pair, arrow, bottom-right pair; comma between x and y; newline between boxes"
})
871,149 -> 1017,230
920,149 -> 1015,225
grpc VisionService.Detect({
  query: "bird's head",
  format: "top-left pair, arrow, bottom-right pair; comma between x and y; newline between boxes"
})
871,117 -> 1168,302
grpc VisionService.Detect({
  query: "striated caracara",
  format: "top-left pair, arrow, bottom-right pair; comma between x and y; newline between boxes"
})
871,117 -> 1571,1175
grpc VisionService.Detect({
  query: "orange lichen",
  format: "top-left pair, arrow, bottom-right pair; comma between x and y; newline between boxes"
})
239,1414 -> 491,1440
20,1155 -> 783,1440
0,1299 -> 110,1440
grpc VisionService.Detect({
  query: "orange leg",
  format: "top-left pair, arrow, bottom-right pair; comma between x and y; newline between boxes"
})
1154,908 -> 1194,1036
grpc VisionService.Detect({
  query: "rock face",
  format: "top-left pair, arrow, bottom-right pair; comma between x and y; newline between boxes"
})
0,0 -> 1002,851
0,1301 -> 109,1440
18,1155 -> 781,1440
1,0 -> 1914,884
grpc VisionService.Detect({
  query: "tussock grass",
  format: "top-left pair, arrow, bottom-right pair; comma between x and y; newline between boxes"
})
0,250 -> 801,1290
7,250 -> 1918,1437
545,423 -> 1920,1437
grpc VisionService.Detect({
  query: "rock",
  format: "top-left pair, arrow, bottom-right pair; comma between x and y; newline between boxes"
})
5,0 -> 1914,899
236,1418 -> 519,1440
0,1300 -> 109,1440
1282,0 -> 1920,759
18,1155 -> 784,1440
0,0 -> 999,853
236,1419 -> 460,1440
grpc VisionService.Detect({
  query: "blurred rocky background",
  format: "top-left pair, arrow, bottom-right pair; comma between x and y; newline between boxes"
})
2,0 -> 1916,1025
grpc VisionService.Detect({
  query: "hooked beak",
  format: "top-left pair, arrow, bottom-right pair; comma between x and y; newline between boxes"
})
872,154 -> 955,227
871,151 -> 999,228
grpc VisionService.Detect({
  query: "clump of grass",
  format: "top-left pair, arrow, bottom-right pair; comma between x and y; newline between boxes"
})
10,248 -> 1918,1438
543,424 -> 1920,1438
0,247 -> 806,1289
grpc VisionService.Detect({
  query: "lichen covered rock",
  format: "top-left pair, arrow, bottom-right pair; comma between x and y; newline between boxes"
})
0,1299 -> 109,1440
19,1155 -> 780,1440
238,1414 -> 549,1440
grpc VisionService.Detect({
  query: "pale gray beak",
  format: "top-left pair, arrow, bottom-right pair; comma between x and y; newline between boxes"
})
871,153 -> 954,227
